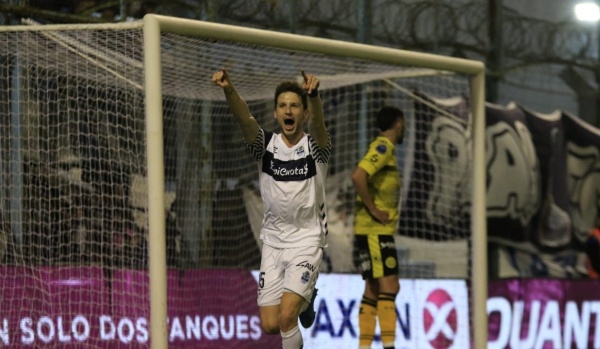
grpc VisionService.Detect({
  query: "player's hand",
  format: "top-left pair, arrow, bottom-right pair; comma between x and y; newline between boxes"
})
301,69 -> 319,95
368,207 -> 391,225
212,68 -> 231,89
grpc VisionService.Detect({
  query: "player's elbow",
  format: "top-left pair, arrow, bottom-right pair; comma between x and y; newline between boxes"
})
350,172 -> 359,187
350,169 -> 364,186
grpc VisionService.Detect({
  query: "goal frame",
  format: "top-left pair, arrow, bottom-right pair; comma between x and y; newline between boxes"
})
0,13 -> 487,349
142,14 -> 487,349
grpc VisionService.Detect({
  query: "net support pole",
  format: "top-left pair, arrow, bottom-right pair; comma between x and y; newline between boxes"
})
356,0 -> 372,156
471,70 -> 488,349
199,101 -> 213,266
9,57 -> 23,249
143,15 -> 168,349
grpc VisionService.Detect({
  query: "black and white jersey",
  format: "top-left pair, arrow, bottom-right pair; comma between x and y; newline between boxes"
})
246,128 -> 331,248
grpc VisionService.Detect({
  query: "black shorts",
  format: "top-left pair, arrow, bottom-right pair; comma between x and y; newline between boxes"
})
353,234 -> 398,280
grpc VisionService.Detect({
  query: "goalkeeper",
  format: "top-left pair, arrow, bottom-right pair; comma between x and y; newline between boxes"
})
351,106 -> 405,349
212,68 -> 330,349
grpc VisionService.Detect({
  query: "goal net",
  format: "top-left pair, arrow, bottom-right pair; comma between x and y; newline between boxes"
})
0,16 -> 485,348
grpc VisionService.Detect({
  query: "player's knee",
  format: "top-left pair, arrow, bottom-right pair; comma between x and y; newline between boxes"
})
260,313 -> 280,335
388,282 -> 400,295
380,275 -> 400,294
261,321 -> 280,335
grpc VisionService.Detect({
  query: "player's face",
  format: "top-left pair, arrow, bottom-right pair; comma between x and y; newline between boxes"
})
274,92 -> 307,142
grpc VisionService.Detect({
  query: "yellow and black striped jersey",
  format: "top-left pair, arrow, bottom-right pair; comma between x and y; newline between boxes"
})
354,136 -> 401,235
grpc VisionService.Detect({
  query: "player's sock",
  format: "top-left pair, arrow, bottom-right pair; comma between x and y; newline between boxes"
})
281,325 -> 303,349
359,296 -> 378,348
378,292 -> 397,349
299,288 -> 318,328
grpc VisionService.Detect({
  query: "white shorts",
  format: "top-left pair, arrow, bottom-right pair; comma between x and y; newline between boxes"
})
257,244 -> 322,307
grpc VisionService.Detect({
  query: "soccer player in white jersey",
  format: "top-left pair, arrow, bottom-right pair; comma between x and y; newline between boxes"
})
212,68 -> 331,349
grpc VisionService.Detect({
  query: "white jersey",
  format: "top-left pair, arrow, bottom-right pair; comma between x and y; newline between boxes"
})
247,128 -> 331,248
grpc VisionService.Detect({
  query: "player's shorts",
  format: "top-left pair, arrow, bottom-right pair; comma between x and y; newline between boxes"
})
257,244 -> 322,307
353,234 -> 399,280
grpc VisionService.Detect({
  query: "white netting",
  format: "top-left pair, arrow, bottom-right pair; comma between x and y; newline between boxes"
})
0,21 -> 474,348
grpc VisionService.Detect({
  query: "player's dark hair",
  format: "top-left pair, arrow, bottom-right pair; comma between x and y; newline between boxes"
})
375,105 -> 404,131
274,81 -> 307,109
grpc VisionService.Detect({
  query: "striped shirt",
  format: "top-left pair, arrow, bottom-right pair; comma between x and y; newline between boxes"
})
247,128 -> 331,248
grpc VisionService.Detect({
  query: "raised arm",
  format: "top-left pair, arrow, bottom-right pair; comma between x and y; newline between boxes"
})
212,68 -> 260,143
301,70 -> 328,149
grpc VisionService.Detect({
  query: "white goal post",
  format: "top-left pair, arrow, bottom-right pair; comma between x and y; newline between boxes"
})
0,13 -> 486,349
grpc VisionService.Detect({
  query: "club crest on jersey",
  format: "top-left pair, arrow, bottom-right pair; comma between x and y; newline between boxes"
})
376,144 -> 387,154
301,271 -> 310,284
296,146 -> 305,156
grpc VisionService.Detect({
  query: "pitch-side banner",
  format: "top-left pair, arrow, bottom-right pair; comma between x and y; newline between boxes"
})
0,266 -> 469,349
488,278 -> 600,349
256,273 -> 470,349
0,266 -> 279,349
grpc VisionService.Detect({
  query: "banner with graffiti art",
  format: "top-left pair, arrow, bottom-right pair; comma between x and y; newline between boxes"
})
401,93 -> 600,277
522,106 -> 571,250
485,104 -> 586,278
485,103 -> 541,244
484,103 -> 574,248
399,93 -> 471,240
563,111 -> 600,247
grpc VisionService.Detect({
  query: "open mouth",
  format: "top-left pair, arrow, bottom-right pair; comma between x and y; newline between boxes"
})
284,118 -> 295,130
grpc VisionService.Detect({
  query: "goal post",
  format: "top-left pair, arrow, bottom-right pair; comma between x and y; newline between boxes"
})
143,15 -> 168,349
0,14 -> 486,349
